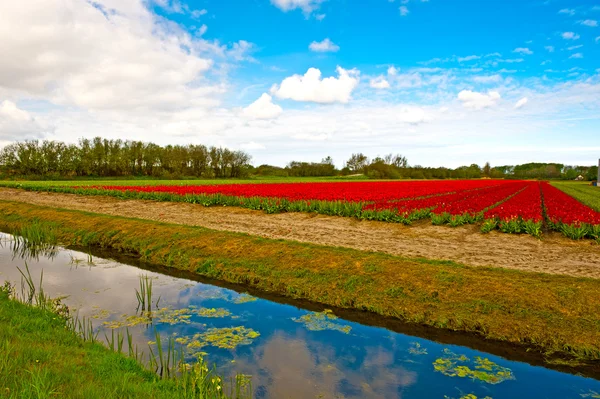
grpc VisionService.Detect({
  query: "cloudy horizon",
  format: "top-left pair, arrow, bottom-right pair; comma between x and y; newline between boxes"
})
0,0 -> 599,168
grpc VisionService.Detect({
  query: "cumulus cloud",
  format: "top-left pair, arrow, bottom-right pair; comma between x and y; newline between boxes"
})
242,93 -> 283,120
570,53 -> 584,59
271,67 -> 360,104
513,47 -> 533,55
562,32 -> 580,40
457,90 -> 501,110
514,97 -> 528,109
0,100 -> 45,140
399,6 -> 409,16
309,38 -> 340,53
270,0 -> 322,13
369,76 -> 390,89
579,19 -> 598,27
0,0 -> 230,113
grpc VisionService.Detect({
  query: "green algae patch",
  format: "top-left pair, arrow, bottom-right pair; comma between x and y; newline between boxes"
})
444,395 -> 493,399
434,349 -> 514,384
196,307 -> 232,318
408,342 -> 428,355
232,293 -> 258,304
183,327 -> 260,350
293,309 -> 352,334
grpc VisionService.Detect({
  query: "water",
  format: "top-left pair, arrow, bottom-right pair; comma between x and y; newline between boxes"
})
1,233 -> 599,399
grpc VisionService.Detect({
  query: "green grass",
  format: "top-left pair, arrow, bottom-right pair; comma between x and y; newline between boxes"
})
0,288 -> 246,398
1,200 -> 600,365
551,181 -> 600,212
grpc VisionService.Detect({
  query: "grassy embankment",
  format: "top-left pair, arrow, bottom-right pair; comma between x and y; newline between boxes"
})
0,287 -> 247,399
551,181 -> 600,212
1,200 -> 600,365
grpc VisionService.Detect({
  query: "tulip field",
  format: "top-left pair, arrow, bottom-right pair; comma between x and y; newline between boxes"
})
51,179 -> 600,240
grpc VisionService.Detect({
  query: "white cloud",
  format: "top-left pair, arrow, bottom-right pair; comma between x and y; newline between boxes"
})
397,107 -> 428,124
0,100 -> 46,140
473,75 -> 502,83
369,76 -> 390,89
228,40 -> 257,62
513,47 -> 533,55
559,8 -> 575,16
242,93 -> 283,120
315,13 -> 326,21
457,90 -> 501,110
570,53 -> 584,59
457,55 -> 480,62
514,97 -> 528,109
387,66 -> 399,76
567,44 -> 583,50
544,46 -> 555,52
191,9 -> 208,19
562,32 -> 581,40
270,0 -> 322,13
579,19 -> 598,27
399,6 -> 409,16
271,67 -> 360,104
309,38 -> 340,53
0,0 -> 230,113
596,36 -> 600,42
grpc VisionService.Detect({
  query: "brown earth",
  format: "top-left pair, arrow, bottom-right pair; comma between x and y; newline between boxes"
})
1,187 -> 599,278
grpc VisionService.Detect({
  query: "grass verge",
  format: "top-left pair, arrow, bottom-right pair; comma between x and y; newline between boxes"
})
0,287 -> 243,399
1,200 -> 600,364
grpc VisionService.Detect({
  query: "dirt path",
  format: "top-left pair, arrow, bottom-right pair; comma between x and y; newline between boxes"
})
1,187 -> 599,278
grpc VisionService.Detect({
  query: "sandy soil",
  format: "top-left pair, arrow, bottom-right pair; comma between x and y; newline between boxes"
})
1,187 -> 599,278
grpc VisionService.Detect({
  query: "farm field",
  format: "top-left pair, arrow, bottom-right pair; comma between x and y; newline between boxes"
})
552,181 -> 600,212
4,179 -> 600,240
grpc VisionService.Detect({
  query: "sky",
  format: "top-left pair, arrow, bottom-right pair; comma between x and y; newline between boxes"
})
0,0 -> 599,168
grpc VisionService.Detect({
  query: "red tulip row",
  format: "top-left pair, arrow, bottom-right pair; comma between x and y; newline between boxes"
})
93,179 -> 509,206
71,179 -> 599,239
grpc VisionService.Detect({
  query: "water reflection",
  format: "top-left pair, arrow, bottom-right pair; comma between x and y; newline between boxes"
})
1,232 -> 600,399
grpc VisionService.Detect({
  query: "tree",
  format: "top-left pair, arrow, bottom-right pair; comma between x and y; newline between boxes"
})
346,153 -> 368,173
483,162 -> 491,177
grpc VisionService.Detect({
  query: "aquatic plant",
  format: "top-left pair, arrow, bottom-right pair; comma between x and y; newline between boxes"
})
408,342 -> 428,355
196,308 -> 232,318
136,274 -> 155,312
433,349 -> 514,384
232,294 -> 257,304
293,309 -> 352,334
185,327 -> 260,350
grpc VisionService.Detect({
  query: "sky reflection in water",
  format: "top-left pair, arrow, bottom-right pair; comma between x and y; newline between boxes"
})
0,233 -> 599,399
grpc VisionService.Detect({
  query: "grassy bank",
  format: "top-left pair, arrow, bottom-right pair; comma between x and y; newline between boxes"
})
1,200 -> 600,365
551,181 -> 600,211
0,288 -> 243,399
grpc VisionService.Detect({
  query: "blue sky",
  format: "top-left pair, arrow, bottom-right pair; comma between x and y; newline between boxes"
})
0,0 -> 599,167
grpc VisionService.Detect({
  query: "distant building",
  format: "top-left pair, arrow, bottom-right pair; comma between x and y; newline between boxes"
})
575,175 -> 584,181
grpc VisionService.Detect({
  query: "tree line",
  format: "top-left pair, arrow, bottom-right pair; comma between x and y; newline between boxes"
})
0,139 -> 597,181
0,138 -> 251,178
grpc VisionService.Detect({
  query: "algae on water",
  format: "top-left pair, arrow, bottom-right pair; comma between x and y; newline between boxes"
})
232,293 -> 258,304
433,349 -> 514,384
293,309 -> 352,334
179,326 -> 260,350
408,342 -> 428,355
195,307 -> 232,318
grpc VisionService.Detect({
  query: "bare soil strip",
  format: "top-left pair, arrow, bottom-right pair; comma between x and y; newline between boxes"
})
1,187 -> 599,278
